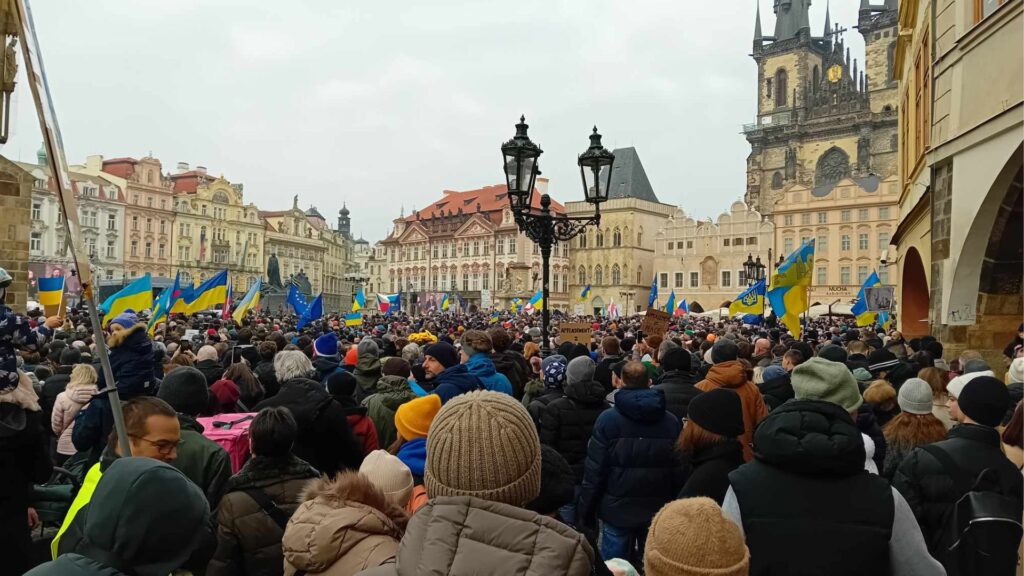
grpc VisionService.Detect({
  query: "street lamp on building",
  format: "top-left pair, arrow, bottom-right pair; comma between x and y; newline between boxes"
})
502,116 -> 611,355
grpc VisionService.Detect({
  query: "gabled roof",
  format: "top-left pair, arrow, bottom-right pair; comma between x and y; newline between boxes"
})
405,183 -> 564,223
606,147 -> 659,203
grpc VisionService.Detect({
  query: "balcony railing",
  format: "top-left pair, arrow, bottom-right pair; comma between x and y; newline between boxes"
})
742,111 -> 793,133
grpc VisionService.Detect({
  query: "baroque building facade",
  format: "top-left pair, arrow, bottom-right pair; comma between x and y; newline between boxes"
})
745,0 -> 899,219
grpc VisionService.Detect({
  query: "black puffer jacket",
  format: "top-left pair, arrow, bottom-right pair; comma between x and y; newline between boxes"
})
527,389 -> 563,428
578,387 -> 686,530
651,369 -> 702,421
253,378 -> 364,475
207,455 -> 319,576
892,424 -> 1024,557
856,406 -> 887,472
593,354 -> 624,393
490,350 -> 530,399
678,439 -> 744,505
196,358 -> 225,388
0,399 -> 51,576
538,379 -> 608,482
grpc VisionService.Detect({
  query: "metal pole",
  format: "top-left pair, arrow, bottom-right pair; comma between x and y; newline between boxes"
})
83,283 -> 131,457
540,195 -> 553,357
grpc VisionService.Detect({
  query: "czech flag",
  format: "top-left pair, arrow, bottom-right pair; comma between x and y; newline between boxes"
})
38,276 -> 65,307
676,299 -> 689,316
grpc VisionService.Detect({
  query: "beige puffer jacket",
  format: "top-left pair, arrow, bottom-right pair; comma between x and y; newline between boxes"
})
357,496 -> 595,576
283,472 -> 407,576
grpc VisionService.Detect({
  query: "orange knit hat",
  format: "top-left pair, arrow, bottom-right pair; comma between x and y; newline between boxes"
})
343,346 -> 359,366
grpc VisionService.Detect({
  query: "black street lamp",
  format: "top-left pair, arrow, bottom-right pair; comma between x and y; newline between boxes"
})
743,253 -> 757,286
502,116 -> 611,356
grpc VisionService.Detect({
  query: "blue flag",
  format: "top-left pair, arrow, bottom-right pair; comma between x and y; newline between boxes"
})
297,293 -> 323,329
287,284 -> 308,315
647,275 -> 658,308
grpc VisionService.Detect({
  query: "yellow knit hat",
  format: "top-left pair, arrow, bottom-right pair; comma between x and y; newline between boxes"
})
644,498 -> 750,576
394,393 -> 442,441
425,390 -> 541,507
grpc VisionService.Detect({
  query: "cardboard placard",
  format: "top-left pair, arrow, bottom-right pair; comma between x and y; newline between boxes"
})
559,322 -> 592,345
640,308 -> 671,337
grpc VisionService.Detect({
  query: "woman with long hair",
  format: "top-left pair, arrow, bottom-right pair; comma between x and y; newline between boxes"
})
223,362 -> 265,408
881,378 -> 948,480
51,364 -> 98,465
676,388 -> 744,505
918,366 -> 954,430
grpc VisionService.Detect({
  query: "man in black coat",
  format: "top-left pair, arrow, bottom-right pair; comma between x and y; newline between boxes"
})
893,375 -> 1023,574
252,341 -> 280,399
578,361 -> 686,564
593,336 -> 624,394
651,347 -> 702,421
252,350 -> 364,475
488,327 -> 530,399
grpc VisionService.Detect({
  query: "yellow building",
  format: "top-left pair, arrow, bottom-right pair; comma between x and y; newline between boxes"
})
894,0 -> 1022,363
261,200 -> 326,298
171,164 -> 264,296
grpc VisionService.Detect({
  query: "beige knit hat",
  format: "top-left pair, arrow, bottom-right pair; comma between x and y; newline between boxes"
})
359,450 -> 414,508
425,390 -> 542,507
644,497 -> 750,576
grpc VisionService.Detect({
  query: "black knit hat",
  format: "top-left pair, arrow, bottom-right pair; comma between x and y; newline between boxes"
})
710,339 -> 739,364
157,367 -> 209,416
424,342 -> 459,369
817,344 -> 848,364
687,388 -> 744,438
661,347 -> 691,372
59,347 -> 82,366
958,376 -> 1011,427
867,349 -> 899,373
525,445 -> 575,516
327,370 -> 357,399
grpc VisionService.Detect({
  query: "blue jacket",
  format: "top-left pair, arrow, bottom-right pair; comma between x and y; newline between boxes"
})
428,364 -> 483,404
578,387 -> 687,530
464,353 -> 513,396
397,436 -> 427,481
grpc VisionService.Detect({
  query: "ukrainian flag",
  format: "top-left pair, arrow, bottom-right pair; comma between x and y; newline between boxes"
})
344,311 -> 362,327
851,272 -> 892,329
767,239 -> 815,339
489,310 -> 501,324
100,274 -> 153,327
352,286 -> 365,312
441,293 -> 450,311
187,269 -> 229,313
232,278 -> 263,325
527,290 -> 543,311
579,284 -> 591,302
510,297 -> 523,313
38,276 -> 65,307
147,275 -> 179,334
729,278 -> 766,317
170,276 -> 194,314
665,290 -> 676,314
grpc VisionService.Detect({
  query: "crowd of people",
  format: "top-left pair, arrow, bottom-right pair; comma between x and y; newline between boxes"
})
1,276 -> 1022,575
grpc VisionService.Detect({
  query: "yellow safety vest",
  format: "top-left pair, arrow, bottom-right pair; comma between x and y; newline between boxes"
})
51,462 -> 102,559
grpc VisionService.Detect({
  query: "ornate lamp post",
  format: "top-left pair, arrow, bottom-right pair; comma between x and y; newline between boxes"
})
502,116 -> 612,355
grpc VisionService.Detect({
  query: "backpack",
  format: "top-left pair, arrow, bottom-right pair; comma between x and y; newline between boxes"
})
197,413 -> 256,473
921,444 -> 1024,576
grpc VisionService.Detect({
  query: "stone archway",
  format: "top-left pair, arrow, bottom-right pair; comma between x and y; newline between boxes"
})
901,247 -> 929,337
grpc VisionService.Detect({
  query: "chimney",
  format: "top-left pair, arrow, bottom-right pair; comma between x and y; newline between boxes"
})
176,162 -> 190,174
195,165 -> 207,175
85,155 -> 104,172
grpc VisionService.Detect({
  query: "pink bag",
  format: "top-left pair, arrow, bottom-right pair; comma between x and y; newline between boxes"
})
197,413 -> 255,473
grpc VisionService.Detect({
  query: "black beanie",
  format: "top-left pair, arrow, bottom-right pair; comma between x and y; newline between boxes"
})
157,367 -> 209,416
818,344 -> 848,364
424,342 -> 459,369
868,349 -> 899,373
710,339 -> 739,364
686,388 -> 744,438
327,370 -> 357,399
958,376 -> 1011,427
661,347 -> 691,372
525,445 -> 575,516
60,347 -> 82,366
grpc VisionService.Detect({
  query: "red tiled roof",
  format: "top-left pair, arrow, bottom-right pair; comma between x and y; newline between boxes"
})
170,171 -> 207,193
101,158 -> 138,179
404,184 -> 563,222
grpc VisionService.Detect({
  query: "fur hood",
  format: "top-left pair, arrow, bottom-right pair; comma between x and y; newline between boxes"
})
106,323 -> 146,348
299,471 -> 408,529
0,370 -> 40,412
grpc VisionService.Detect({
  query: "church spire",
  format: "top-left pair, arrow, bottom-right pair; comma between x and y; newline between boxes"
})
754,0 -> 763,41
773,0 -> 812,42
823,0 -> 832,38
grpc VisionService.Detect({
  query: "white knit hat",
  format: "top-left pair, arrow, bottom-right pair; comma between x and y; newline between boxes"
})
1009,357 -> 1024,384
359,450 -> 413,508
947,370 -> 995,399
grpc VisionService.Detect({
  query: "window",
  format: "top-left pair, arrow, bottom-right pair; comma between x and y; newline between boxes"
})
879,207 -> 890,219
158,244 -> 165,258
686,240 -> 693,249
471,273 -> 479,290
723,238 -> 730,247
613,228 -> 622,247
578,266 -> 586,285
612,265 -> 621,285
105,270 -> 113,280
784,237 -> 794,253
160,199 -> 166,210
817,267 -> 827,285
857,265 -> 868,284
85,237 -> 96,256
841,235 -> 851,251
771,172 -> 784,189
976,0 -> 1009,23
721,270 -> 731,288
841,210 -> 851,222
858,208 -> 869,221
146,218 -> 152,232
783,215 -> 794,226
674,272 -> 684,288
689,272 -> 699,288
508,237 -> 516,254
738,270 -> 747,285
82,210 -> 97,228
106,240 -> 115,259
858,233 -> 869,250
130,240 -> 138,257
201,204 -> 207,216
462,273 -> 469,291
30,232 -> 41,252
147,197 -> 153,208
774,69 -> 788,107
145,242 -> 152,258
596,230 -> 604,248
31,203 -> 40,220
159,220 -> 166,234
817,212 -> 827,224
840,266 -> 851,284
483,241 -> 490,256
879,267 -> 890,284
179,246 -> 190,261
473,241 -> 480,256
659,272 -> 668,288
595,266 -> 605,285
637,229 -> 643,245
800,213 -> 811,225
432,244 -> 438,259
735,237 -> 744,247
747,236 -> 757,245
132,194 -> 139,204
578,233 -> 587,249
132,216 -> 139,231
878,232 -> 890,250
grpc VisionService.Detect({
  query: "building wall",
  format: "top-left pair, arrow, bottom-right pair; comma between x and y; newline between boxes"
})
567,197 -> 673,314
0,157 -> 32,310
653,201 -> 775,312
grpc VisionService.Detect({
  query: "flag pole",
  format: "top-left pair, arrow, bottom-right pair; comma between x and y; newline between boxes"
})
83,278 -> 132,457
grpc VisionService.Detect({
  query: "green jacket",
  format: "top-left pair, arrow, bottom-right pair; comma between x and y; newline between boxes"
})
363,375 -> 417,449
354,356 -> 383,403
171,414 -> 233,510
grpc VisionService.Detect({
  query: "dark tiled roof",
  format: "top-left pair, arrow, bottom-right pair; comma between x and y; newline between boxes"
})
606,147 -> 659,203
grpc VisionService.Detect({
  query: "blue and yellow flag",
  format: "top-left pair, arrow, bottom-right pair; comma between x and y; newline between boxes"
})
510,297 -> 523,313
527,290 -> 543,312
232,278 -> 263,325
665,290 -> 676,314
148,274 -> 180,334
100,274 -> 153,326
767,239 -> 815,339
440,293 -> 450,311
489,310 -> 501,324
38,276 -> 65,307
352,286 -> 365,312
170,275 -> 193,315
851,272 -> 891,329
344,312 -> 362,327
729,279 -> 766,317
579,284 -> 591,302
187,269 -> 228,314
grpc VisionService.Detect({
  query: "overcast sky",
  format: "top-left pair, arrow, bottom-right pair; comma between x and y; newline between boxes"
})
4,0 -> 867,242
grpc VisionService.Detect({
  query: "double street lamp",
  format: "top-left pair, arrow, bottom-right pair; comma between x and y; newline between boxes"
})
501,116 -> 613,356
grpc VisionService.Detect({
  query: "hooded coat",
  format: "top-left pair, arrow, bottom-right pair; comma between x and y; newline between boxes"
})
40,364 -> 74,427
354,353 -> 383,403
356,496 -> 594,576
171,414 -> 233,510
538,378 -> 608,482
330,387 -> 379,456
28,458 -> 209,576
51,382 -> 96,456
282,473 -> 407,575
695,360 -> 768,461
426,363 -> 482,404
651,368 -> 702,421
312,355 -> 344,387
207,455 -> 319,576
489,350 -> 530,399
578,387 -> 686,530
254,378 -> 364,475
196,358 -> 225,389
363,375 -> 417,449
463,352 -> 513,396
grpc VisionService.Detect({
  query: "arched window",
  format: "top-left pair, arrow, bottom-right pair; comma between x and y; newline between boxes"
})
579,233 -> 587,249
637,228 -> 644,246
594,265 -> 604,285
578,266 -> 586,285
596,229 -> 605,248
815,147 -> 851,186
812,65 -> 820,91
613,228 -> 622,247
636,266 -> 643,284
611,264 -> 621,285
771,172 -> 784,189
775,69 -> 788,108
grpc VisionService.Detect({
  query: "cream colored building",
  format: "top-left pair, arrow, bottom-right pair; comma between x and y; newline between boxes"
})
261,201 -> 326,297
568,148 -> 674,315
893,0 -> 1022,364
773,177 -> 899,302
653,201 -> 775,312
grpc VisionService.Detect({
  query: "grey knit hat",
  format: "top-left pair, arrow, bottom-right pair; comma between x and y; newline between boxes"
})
426,390 -> 541,507
792,357 -> 863,412
898,378 -> 934,415
566,356 -> 596,386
